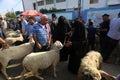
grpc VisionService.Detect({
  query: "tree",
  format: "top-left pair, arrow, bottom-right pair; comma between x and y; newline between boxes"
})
5,12 -> 16,19
40,8 -> 48,14
15,11 -> 22,16
40,7 -> 65,14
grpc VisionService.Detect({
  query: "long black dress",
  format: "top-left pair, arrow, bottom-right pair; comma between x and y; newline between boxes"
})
68,20 -> 88,74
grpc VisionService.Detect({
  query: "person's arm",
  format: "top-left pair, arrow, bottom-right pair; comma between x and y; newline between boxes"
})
0,38 -> 6,44
32,35 -> 42,49
0,38 -> 9,49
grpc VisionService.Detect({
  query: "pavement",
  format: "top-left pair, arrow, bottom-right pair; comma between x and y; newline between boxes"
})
0,44 -> 120,80
0,60 -> 120,80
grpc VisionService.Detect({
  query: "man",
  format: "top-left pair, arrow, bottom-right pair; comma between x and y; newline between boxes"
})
0,17 -> 7,38
32,15 -> 51,52
0,17 -> 7,30
106,12 -> 120,61
98,14 -> 110,61
20,15 -> 28,38
50,13 -> 58,41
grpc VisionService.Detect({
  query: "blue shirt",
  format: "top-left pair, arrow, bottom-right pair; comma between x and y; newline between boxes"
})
32,23 -> 48,46
87,27 -> 96,40
26,22 -> 35,37
21,19 -> 28,33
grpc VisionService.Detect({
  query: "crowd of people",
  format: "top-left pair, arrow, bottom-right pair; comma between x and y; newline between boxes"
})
0,12 -> 120,79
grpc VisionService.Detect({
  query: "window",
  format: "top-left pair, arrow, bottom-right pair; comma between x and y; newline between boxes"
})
46,0 -> 53,4
56,0 -> 65,3
38,1 -> 44,6
90,0 -> 98,4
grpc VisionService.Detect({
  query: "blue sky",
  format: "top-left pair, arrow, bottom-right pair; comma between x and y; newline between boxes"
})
0,0 -> 23,15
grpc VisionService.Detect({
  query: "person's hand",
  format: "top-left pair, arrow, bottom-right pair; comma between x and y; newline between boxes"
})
65,41 -> 72,47
1,43 -> 9,50
47,40 -> 51,47
36,43 -> 42,49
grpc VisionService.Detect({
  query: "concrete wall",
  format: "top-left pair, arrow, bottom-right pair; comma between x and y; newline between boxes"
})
23,0 -> 120,11
23,0 -> 34,10
46,10 -> 78,20
82,0 -> 106,10
84,6 -> 120,27
108,0 -> 120,5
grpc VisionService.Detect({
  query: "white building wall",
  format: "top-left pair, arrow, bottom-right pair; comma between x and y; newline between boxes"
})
108,0 -> 120,5
22,0 -> 120,11
41,1 -> 79,10
23,0 -> 34,10
82,0 -> 90,10
67,0 -> 78,9
56,2 -> 67,9
90,0 -> 106,8
82,0 -> 106,10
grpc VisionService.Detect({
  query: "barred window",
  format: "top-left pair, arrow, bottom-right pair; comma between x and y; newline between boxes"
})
46,0 -> 53,4
38,1 -> 44,6
90,0 -> 98,4
56,0 -> 65,3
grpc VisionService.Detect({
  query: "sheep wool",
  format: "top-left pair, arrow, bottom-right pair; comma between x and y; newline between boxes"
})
0,37 -> 35,79
20,41 -> 63,80
5,34 -> 24,46
78,51 -> 103,80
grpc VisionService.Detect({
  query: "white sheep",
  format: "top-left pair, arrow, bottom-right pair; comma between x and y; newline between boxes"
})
78,51 -> 103,80
5,33 -> 24,46
0,36 -> 34,80
3,29 -> 21,37
20,41 -> 63,80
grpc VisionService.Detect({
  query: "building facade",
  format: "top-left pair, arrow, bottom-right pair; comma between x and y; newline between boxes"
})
22,0 -> 120,11
22,0 -> 120,21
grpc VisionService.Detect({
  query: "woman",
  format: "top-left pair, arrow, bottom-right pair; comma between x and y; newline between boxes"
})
53,16 -> 71,44
65,19 -> 88,74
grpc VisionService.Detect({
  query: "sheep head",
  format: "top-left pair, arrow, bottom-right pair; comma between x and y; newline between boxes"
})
52,41 -> 63,50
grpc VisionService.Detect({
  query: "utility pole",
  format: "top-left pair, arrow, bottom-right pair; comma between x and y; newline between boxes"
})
44,0 -> 46,9
66,0 -> 69,10
78,0 -> 81,17
35,0 -> 38,11
12,8 -> 16,18
53,0 -> 56,8
22,0 -> 25,11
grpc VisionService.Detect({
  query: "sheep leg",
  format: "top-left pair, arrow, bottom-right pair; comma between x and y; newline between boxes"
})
20,68 -> 27,80
32,70 -> 44,80
1,63 -> 9,79
52,62 -> 57,78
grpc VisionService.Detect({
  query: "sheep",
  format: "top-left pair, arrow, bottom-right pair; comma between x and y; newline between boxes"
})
0,35 -> 34,80
78,51 -> 103,80
20,41 -> 63,80
5,33 -> 24,46
6,30 -> 21,37
3,29 -> 21,38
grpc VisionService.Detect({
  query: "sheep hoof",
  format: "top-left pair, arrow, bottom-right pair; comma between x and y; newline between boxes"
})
40,77 -> 44,80
8,77 -> 12,80
54,74 -> 57,78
